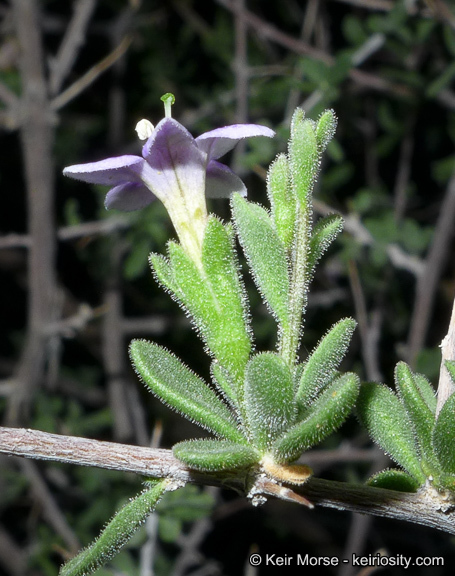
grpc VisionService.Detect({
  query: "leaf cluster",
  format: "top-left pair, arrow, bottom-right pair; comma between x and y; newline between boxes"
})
357,361 -> 455,493
130,109 -> 359,479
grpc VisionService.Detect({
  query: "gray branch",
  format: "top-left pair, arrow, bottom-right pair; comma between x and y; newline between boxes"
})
1,426 -> 454,535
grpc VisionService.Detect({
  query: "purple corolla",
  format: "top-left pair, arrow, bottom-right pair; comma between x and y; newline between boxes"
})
63,94 -> 274,263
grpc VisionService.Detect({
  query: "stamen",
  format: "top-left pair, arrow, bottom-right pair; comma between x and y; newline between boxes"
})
135,119 -> 154,141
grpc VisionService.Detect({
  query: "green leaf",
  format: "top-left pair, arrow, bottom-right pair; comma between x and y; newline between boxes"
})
433,392 -> 455,474
273,372 -> 359,464
366,469 -> 420,492
149,252 -> 179,294
296,318 -> 356,409
267,153 -> 296,250
211,360 -> 239,408
307,214 -> 344,278
414,372 -> 437,414
356,382 -> 425,483
316,109 -> 337,153
129,340 -> 245,443
60,479 -> 169,576
167,240 -> 216,334
232,194 -> 290,330
166,237 -> 249,385
394,362 -> 436,467
289,108 -> 319,206
201,217 -> 252,383
244,352 -> 296,452
444,359 -> 455,385
173,439 -> 259,472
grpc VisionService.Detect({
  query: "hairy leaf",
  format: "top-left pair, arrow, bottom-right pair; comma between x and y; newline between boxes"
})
173,439 -> 259,472
244,352 -> 296,452
307,214 -> 344,278
289,109 -> 319,207
433,392 -> 455,474
315,109 -> 338,153
267,153 -> 296,249
202,217 -> 251,383
149,251 -> 179,294
356,382 -> 425,484
211,360 -> 239,408
60,479 -> 169,576
444,359 -> 455,385
414,372 -> 437,414
273,372 -> 359,464
296,318 -> 356,409
232,194 -> 290,331
366,469 -> 420,492
129,340 -> 245,443
395,362 -> 436,468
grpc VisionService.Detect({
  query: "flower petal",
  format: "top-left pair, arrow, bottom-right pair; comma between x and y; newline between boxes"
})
205,160 -> 247,198
141,118 -> 206,205
63,155 -> 145,186
105,182 -> 155,211
196,124 -> 275,160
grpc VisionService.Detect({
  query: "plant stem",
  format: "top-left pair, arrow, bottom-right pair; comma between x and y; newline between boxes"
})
279,205 -> 310,366
1,426 -> 454,535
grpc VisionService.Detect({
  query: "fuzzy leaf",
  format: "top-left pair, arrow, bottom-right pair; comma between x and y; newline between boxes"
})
296,318 -> 357,409
308,214 -> 344,278
244,352 -> 296,452
267,153 -> 296,249
273,372 -> 359,464
315,109 -> 338,153
437,472 -> 455,492
60,479 -> 169,576
366,469 -> 420,492
201,217 -> 251,383
211,360 -> 239,408
232,194 -> 290,330
149,252 -> 179,294
167,240 -> 216,333
165,238 -> 248,385
445,359 -> 455,385
395,362 -> 436,467
173,439 -> 259,472
129,340 -> 245,443
414,372 -> 437,414
289,109 -> 319,207
433,392 -> 455,474
356,382 -> 425,483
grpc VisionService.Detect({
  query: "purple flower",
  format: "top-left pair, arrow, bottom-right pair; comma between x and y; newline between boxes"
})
63,104 -> 274,262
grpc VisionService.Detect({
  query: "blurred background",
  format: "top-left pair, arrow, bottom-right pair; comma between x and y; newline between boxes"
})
1,0 -> 455,574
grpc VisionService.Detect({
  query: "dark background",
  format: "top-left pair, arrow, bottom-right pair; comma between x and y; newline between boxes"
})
1,1 -> 455,574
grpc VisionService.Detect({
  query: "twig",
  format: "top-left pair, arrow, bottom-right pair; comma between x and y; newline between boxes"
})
313,199 -> 425,277
436,296 -> 455,415
1,426 -> 454,535
348,261 -> 383,382
0,217 -> 130,249
49,0 -> 98,96
8,0 -> 59,424
215,0 -> 411,97
406,170 -> 455,366
50,35 -> 132,111
20,459 -> 80,552
0,522 -> 27,576
231,0 -> 248,173
103,238 -> 134,441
